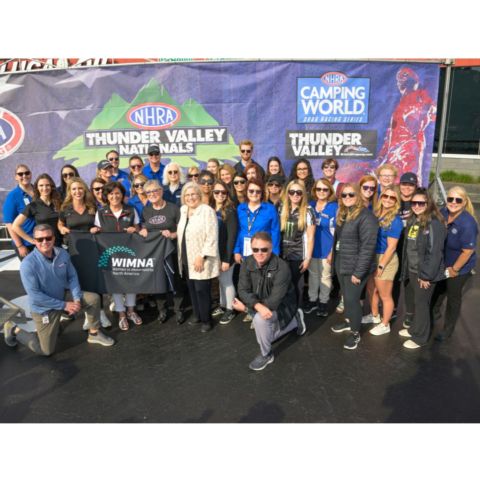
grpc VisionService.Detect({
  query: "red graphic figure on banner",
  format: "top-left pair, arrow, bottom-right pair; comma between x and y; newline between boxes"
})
377,67 -> 437,179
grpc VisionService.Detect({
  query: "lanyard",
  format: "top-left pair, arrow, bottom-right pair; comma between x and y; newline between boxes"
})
247,205 -> 262,235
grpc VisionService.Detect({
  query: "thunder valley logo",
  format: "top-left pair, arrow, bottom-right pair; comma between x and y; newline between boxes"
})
0,108 -> 25,160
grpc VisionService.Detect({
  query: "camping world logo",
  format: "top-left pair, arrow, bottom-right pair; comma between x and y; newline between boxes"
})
0,108 -> 25,160
98,246 -> 136,269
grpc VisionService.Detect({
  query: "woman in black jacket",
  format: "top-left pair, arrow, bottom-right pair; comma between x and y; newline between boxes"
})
399,188 -> 447,349
330,183 -> 378,350
211,180 -> 239,325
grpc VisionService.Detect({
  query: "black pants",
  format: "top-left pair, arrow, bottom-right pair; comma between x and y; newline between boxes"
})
404,274 -> 435,345
287,259 -> 305,307
431,273 -> 472,338
336,270 -> 369,333
185,271 -> 212,324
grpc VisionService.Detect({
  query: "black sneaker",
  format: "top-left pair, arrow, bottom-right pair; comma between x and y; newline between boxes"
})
331,319 -> 351,333
316,302 -> 328,317
212,306 -> 225,317
303,300 -> 318,314
343,331 -> 361,350
219,309 -> 236,325
249,352 -> 274,371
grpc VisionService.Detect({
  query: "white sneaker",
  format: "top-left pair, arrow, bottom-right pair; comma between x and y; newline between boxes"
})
398,328 -> 412,338
336,298 -> 344,313
82,316 -> 89,330
403,339 -> 421,349
370,323 -> 390,336
109,301 -> 115,312
362,313 -> 381,324
100,310 -> 112,328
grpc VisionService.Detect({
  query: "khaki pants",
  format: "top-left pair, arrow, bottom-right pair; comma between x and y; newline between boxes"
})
16,291 -> 100,356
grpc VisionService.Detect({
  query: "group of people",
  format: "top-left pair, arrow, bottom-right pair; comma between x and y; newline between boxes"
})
2,140 -> 478,371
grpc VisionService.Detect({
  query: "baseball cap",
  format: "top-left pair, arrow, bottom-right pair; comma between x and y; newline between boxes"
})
148,145 -> 160,155
400,172 -> 418,185
97,159 -> 112,170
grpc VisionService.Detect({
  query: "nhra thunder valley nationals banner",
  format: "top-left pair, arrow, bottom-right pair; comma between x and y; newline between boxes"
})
0,61 -> 440,218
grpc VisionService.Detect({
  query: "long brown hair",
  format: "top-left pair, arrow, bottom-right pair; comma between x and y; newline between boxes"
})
33,173 -> 61,211
411,188 -> 445,228
336,183 -> 364,226
210,180 -> 235,221
359,174 -> 378,207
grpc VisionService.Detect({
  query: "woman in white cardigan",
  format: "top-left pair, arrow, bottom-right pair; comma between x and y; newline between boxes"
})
177,182 -> 220,332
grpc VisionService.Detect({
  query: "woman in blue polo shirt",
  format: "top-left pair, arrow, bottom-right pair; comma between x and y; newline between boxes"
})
3,164 -> 35,258
363,186 -> 403,336
304,178 -> 338,317
431,186 -> 478,342
234,179 -> 280,262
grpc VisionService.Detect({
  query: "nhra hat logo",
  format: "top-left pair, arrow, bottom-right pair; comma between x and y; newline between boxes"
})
127,102 -> 181,130
321,72 -> 348,86
0,108 -> 25,160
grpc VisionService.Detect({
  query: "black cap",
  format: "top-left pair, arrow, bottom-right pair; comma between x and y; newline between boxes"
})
97,159 -> 112,170
267,174 -> 286,185
148,145 -> 160,155
400,172 -> 418,185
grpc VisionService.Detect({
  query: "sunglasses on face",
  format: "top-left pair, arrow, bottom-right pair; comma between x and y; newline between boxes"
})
146,189 -> 161,195
323,165 -> 335,170
168,170 -> 179,175
447,197 -> 463,204
213,190 -> 227,195
16,171 -> 31,177
199,179 -> 214,186
252,247 -> 269,253
234,180 -> 246,185
341,192 -> 356,198
188,173 -> 199,178
411,201 -> 427,207
35,235 -> 53,243
92,187 -> 103,192
288,189 -> 303,196
316,187 -> 330,193
134,183 -> 145,188
149,153 -> 160,157
130,164 -> 143,170
381,194 -> 397,201
268,182 -> 280,187
241,149 -> 252,153
109,157 -> 119,162
62,172 -> 75,178
362,185 -> 376,192
248,189 -> 262,195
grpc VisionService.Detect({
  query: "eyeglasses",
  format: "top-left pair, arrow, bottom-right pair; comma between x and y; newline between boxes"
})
185,193 -> 199,198
323,165 -> 336,170
213,190 -> 227,196
268,182 -> 281,187
168,170 -> 179,175
288,189 -> 303,196
411,201 -> 427,207
248,189 -> 262,195
92,187 -> 103,192
34,235 -> 53,243
133,183 -> 145,189
241,149 -> 252,153
146,189 -> 161,195
341,192 -> 356,198
16,171 -> 31,177
379,174 -> 395,178
381,194 -> 397,201
188,173 -> 199,178
234,179 -> 246,185
130,164 -> 143,170
296,167 -> 308,172
199,179 -> 214,186
62,172 -> 75,178
252,247 -> 269,253
108,157 -> 119,162
362,185 -> 376,192
447,197 -> 463,204
316,187 -> 330,193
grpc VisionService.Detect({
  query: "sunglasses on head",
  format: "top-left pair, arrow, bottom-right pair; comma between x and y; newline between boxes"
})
241,149 -> 252,153
252,247 -> 269,253
381,194 -> 397,201
447,197 -> 463,204
35,235 -> 53,243
316,187 -> 330,193
234,179 -> 246,185
411,200 -> 427,207
362,185 -> 376,192
188,173 -> 199,178
213,190 -> 227,195
341,192 -> 356,198
288,189 -> 303,196
134,183 -> 145,188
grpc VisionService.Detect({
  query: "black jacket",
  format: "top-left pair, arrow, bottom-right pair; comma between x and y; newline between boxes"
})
333,207 -> 378,279
97,204 -> 137,232
217,207 -> 238,265
238,254 -> 297,329
401,216 -> 446,282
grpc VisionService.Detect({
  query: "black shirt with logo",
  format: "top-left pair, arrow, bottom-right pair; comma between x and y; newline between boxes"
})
141,202 -> 180,233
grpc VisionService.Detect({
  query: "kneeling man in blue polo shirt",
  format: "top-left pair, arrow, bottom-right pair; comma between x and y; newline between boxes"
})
3,224 -> 114,355
233,231 -> 306,371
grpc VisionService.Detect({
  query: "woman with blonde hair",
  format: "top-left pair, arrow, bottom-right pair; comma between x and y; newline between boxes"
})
363,186 -> 403,335
279,180 -> 316,307
359,174 -> 378,210
162,162 -> 185,206
431,186 -> 478,341
330,183 -> 378,350
128,174 -> 149,217
187,166 -> 200,183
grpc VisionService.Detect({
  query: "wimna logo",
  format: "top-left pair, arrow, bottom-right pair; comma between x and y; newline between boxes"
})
0,108 -> 25,160
320,72 -> 348,86
127,103 -> 181,130
98,246 -> 136,268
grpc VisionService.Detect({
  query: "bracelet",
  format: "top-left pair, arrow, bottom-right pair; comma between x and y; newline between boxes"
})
378,265 -> 384,270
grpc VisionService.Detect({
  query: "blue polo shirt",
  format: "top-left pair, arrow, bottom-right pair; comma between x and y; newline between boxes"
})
2,185 -> 35,246
310,201 -> 338,259
143,162 -> 165,183
441,208 -> 478,275
128,195 -> 150,218
111,169 -> 130,184
376,215 -> 403,254
163,184 -> 183,206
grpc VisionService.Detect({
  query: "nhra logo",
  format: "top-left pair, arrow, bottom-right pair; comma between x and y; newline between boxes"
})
321,72 -> 348,86
127,103 -> 181,130
0,108 -> 25,160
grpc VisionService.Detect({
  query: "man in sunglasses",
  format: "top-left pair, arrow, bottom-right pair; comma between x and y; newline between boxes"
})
107,149 -> 129,184
233,139 -> 265,179
3,224 -> 114,355
143,145 -> 165,183
233,231 -> 306,371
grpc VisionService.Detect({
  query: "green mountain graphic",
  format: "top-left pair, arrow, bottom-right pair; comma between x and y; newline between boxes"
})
53,79 -> 240,169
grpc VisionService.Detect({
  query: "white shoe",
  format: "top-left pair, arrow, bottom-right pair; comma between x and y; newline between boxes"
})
82,315 -> 89,330
336,298 -> 344,313
100,310 -> 111,328
403,339 -> 421,349
362,313 -> 381,324
109,301 -> 115,312
370,323 -> 390,336
398,328 -> 412,338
